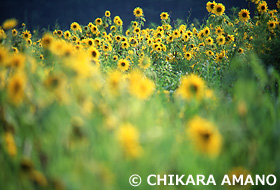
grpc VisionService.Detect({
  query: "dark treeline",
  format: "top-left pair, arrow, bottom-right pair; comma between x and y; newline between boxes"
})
0,0 -> 277,31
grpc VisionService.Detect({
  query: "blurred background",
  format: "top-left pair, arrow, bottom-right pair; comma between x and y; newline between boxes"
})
0,0 -> 277,30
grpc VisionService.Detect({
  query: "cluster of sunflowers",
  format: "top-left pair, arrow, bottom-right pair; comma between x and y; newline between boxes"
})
0,1 -> 280,190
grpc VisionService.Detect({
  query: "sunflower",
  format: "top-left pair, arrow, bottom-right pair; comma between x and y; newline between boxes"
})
70,22 -> 80,31
166,35 -> 174,43
163,24 -> 172,30
113,55 -> 118,61
186,116 -> 222,157
238,9 -> 250,22
8,53 -> 26,69
103,44 -> 112,52
2,18 -> 18,30
182,33 -> 189,42
160,12 -> 169,20
22,30 -> 31,40
11,29 -> 17,37
125,30 -> 131,36
91,25 -> 98,34
172,30 -> 180,38
227,167 -> 251,188
116,19 -> 123,26
83,26 -> 89,33
0,29 -> 6,39
203,26 -> 210,37
133,7 -> 144,17
8,72 -> 26,105
115,35 -> 121,42
72,35 -> 78,43
95,18 -> 102,26
44,74 -> 64,91
41,33 -> 54,49
105,10 -> 111,17
39,54 -> 44,60
197,30 -> 205,40
215,26 -> 224,36
213,3 -> 225,16
186,30 -> 193,37
26,39 -> 32,46
118,59 -> 130,71
257,1 -> 267,14
56,30 -> 63,38
177,74 -> 205,100
138,55 -> 151,69
86,38 -> 94,46
12,47 -> 18,54
184,52 -> 192,60
0,46 -> 9,65
215,52 -> 224,62
64,31 -> 71,39
129,71 -> 155,100
122,41 -> 129,49
237,48 -> 244,54
154,31 -> 163,38
94,38 -> 101,46
216,35 -> 225,45
88,47 -> 100,60
88,22 -> 94,29
129,37 -> 138,47
206,50 -> 214,57
205,37 -> 213,46
133,27 -> 141,34
116,123 -> 143,159
267,20 -> 276,30
206,1 -> 217,13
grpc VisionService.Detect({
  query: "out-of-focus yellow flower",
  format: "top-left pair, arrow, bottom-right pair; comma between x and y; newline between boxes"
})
129,71 -> 155,100
2,18 -> 18,30
4,132 -> 17,157
116,123 -> 143,159
186,116 -> 222,157
7,72 -> 26,105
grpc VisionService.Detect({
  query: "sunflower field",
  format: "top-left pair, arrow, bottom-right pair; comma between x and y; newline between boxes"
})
1,0 -> 280,189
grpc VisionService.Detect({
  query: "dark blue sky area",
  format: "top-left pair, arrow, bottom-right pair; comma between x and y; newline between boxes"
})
0,0 -> 278,31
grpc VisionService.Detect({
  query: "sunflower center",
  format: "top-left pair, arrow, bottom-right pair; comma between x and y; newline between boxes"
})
13,81 -> 21,94
121,62 -> 126,67
242,13 -> 247,17
261,6 -> 265,10
51,78 -> 59,88
217,7 -> 222,13
92,51 -> 97,57
190,84 -> 198,93
201,132 -> 211,141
